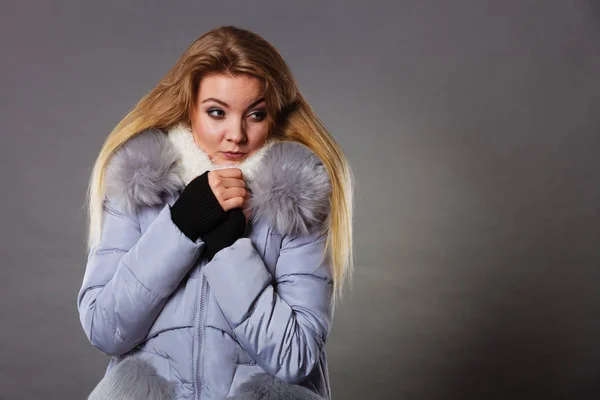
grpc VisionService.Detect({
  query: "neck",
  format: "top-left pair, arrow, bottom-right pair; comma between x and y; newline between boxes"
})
167,123 -> 274,185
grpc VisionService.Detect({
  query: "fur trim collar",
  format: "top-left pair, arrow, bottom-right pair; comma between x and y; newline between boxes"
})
104,126 -> 331,235
167,123 -> 275,185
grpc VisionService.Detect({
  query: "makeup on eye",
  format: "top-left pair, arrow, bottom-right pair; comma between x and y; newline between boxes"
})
205,107 -> 267,121
207,108 -> 225,118
248,109 -> 267,121
202,97 -> 266,116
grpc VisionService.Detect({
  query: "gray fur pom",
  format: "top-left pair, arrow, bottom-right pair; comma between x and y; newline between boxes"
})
104,129 -> 184,213
226,373 -> 325,400
247,141 -> 331,236
88,357 -> 174,400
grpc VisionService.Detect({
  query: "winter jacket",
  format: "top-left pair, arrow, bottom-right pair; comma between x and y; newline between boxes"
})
77,125 -> 335,399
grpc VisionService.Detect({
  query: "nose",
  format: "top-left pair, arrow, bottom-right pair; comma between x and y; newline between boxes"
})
226,118 -> 247,144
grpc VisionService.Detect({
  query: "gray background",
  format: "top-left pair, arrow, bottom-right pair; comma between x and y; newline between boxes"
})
1,1 -> 599,399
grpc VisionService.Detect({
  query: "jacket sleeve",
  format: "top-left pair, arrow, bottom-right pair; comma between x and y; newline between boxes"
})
77,200 -> 204,356
203,229 -> 334,384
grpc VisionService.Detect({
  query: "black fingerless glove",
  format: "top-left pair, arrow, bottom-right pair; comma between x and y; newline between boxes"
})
170,172 -> 226,241
201,208 -> 247,261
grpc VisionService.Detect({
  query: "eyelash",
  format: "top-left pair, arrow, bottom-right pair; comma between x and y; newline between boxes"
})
207,108 -> 267,121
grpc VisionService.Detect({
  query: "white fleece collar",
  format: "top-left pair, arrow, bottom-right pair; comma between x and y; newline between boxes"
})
104,127 -> 331,235
167,123 -> 274,185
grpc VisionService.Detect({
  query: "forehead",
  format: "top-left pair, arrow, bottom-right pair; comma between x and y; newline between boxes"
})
198,73 -> 265,105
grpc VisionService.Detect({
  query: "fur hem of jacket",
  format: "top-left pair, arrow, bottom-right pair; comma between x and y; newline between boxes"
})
88,357 -> 324,400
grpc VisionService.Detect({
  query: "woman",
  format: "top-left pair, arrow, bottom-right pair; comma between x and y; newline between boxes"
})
78,26 -> 353,400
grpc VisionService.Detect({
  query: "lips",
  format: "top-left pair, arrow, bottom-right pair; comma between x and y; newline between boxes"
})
221,152 -> 247,160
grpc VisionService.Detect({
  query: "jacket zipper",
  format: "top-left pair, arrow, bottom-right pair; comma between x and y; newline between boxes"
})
195,274 -> 208,400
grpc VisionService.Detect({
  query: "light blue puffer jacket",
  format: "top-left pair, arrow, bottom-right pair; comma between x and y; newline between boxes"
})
77,129 -> 335,399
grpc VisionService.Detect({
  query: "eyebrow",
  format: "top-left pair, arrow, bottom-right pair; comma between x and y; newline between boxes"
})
201,97 -> 266,110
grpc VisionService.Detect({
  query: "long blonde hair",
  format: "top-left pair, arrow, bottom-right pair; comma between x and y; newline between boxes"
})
86,26 -> 354,297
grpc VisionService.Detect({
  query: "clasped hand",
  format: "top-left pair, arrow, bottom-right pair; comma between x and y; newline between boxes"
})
207,168 -> 250,221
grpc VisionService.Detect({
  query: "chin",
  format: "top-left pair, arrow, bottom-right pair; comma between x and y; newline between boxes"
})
213,157 -> 245,167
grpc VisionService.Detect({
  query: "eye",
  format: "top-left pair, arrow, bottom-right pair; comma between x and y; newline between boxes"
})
248,110 -> 267,122
207,108 -> 225,119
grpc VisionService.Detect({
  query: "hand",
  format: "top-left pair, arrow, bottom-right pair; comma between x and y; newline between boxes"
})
208,169 -> 247,212
201,208 -> 247,261
242,206 -> 251,222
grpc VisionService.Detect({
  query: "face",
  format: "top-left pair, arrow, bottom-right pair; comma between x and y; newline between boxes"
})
190,73 -> 269,166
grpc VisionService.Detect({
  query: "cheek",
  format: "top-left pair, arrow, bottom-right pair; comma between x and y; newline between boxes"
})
247,122 -> 270,147
193,115 -> 224,149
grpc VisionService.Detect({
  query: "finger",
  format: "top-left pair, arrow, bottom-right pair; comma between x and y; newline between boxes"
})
221,178 -> 246,189
222,187 -> 247,200
214,168 -> 243,179
242,208 -> 251,222
221,197 -> 245,211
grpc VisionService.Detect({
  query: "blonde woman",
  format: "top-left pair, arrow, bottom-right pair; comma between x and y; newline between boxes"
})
78,26 -> 353,400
